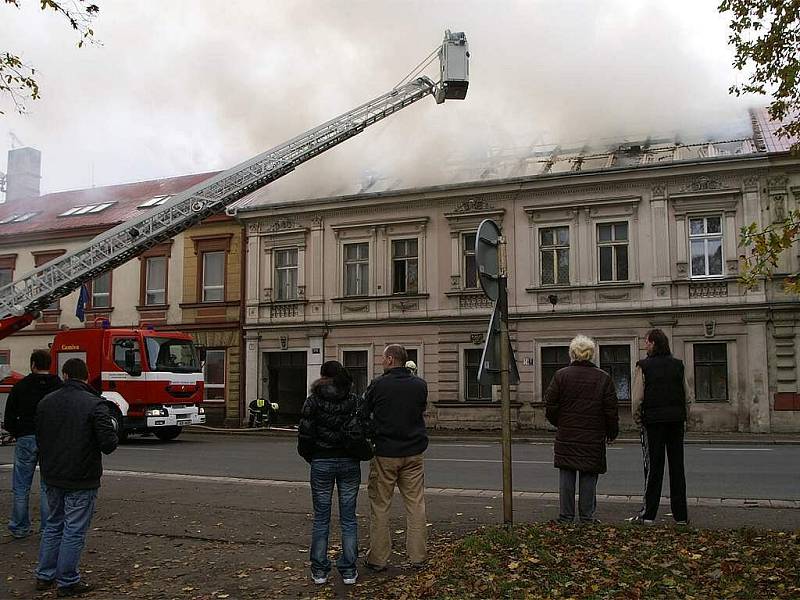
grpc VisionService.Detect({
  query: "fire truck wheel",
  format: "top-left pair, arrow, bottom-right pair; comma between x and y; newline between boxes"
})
109,408 -> 128,444
154,426 -> 182,442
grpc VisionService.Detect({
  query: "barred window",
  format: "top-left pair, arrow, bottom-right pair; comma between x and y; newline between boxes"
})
541,345 -> 570,398
464,348 -> 492,401
540,227 -> 569,285
599,344 -> 631,401
694,343 -> 728,402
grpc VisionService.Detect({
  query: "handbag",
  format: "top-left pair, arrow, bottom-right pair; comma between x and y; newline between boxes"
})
341,399 -> 374,461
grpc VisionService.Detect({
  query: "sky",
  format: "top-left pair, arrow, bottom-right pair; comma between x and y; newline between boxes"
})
0,0 -> 762,202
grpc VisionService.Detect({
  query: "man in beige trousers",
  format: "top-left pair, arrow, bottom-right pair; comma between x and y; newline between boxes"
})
364,344 -> 428,571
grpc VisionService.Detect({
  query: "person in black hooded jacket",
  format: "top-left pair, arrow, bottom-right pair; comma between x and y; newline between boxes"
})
4,349 -> 61,539
297,361 -> 361,586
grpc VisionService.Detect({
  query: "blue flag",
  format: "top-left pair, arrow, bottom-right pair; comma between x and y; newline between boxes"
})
76,283 -> 90,322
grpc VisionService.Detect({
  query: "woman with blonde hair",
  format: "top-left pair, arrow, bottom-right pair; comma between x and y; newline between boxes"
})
545,335 -> 619,523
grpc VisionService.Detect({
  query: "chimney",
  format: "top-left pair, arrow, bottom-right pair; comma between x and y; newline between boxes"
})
5,147 -> 41,202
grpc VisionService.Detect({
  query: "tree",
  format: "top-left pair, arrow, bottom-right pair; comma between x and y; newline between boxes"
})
720,1 -> 800,291
1,0 -> 99,114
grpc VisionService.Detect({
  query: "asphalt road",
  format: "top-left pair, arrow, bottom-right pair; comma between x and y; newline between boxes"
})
2,433 -> 797,500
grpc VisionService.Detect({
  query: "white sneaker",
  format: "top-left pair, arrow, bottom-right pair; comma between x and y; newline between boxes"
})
343,572 -> 358,585
312,574 -> 328,585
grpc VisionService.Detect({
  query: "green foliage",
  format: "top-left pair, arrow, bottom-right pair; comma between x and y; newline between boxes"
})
719,0 -> 800,153
360,524 -> 800,599
1,0 -> 99,114
739,212 -> 800,294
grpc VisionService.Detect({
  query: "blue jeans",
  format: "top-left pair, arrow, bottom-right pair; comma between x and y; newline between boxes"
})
310,458 -> 361,578
8,435 -> 48,537
36,487 -> 98,587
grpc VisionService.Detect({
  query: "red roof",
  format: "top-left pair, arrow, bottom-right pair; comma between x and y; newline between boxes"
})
0,171 -> 219,240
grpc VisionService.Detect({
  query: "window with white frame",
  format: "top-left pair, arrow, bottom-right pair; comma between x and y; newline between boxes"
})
275,248 -> 299,301
202,251 -> 225,302
462,233 -> 478,289
343,350 -> 369,396
343,243 -> 369,296
145,256 -> 167,305
203,349 -> 226,402
392,239 -> 418,294
464,348 -> 492,401
689,216 -> 723,277
90,271 -> 111,309
540,226 -> 570,286
599,344 -> 631,401
597,222 -> 629,282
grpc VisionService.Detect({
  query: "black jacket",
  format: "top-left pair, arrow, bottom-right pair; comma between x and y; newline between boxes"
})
3,372 -> 62,438
545,361 -> 619,474
36,379 -> 118,490
297,378 -> 358,462
364,367 -> 428,458
637,355 -> 687,424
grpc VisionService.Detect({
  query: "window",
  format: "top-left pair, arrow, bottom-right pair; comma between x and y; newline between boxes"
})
540,226 -> 570,285
541,345 -> 570,397
343,243 -> 369,296
58,202 -> 115,216
689,216 -> 723,277
275,249 -> 299,301
464,348 -> 492,401
0,254 -> 14,287
462,233 -> 478,289
0,212 -> 38,224
343,350 -> 368,396
203,349 -> 226,402
597,222 -> 629,282
599,345 -> 631,401
112,338 -> 142,373
144,256 -> 167,305
89,271 -> 111,309
392,239 -> 418,294
0,350 -> 9,366
145,337 -> 200,373
138,195 -> 171,208
202,251 -> 225,302
33,250 -> 65,311
694,343 -> 728,402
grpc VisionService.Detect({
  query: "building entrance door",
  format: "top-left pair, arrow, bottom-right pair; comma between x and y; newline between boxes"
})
262,351 -> 307,425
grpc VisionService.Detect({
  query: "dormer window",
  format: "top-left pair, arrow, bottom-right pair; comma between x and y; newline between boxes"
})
0,212 -> 39,224
59,202 -> 115,217
138,195 -> 172,208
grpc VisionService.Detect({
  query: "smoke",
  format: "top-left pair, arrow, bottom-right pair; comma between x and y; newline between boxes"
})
0,0 -> 759,199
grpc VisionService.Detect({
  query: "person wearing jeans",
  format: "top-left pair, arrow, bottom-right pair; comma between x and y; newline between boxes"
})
4,349 -> 62,538
545,335 -> 619,523
298,361 -> 362,585
35,358 -> 117,597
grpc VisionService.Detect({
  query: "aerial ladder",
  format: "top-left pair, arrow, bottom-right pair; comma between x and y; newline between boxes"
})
0,30 -> 469,339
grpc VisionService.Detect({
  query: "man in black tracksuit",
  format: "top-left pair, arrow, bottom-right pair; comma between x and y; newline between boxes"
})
631,328 -> 692,525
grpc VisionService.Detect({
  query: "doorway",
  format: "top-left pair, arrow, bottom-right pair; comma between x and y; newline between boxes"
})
262,351 -> 307,425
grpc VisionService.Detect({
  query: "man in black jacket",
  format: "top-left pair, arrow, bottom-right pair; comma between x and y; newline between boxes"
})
631,328 -> 692,525
4,349 -> 61,538
35,358 -> 118,597
364,344 -> 428,571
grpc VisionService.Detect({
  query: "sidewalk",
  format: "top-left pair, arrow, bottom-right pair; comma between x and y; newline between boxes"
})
2,470 -> 799,599
187,424 -> 800,445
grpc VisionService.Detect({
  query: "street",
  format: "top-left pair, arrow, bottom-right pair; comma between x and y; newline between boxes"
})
3,433 -> 797,501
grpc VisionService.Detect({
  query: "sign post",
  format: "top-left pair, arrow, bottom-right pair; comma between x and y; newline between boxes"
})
475,219 -> 518,527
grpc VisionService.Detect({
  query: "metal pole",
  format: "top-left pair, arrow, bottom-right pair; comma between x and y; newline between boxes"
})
498,237 -> 513,526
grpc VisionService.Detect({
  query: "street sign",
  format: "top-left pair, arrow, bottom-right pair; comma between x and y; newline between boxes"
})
478,302 -> 520,386
476,219 -> 501,301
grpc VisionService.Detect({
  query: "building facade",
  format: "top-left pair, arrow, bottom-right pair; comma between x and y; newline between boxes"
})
239,131 -> 800,433
0,163 -> 244,427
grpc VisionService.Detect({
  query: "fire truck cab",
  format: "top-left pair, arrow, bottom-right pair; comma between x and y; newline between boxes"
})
50,323 -> 205,441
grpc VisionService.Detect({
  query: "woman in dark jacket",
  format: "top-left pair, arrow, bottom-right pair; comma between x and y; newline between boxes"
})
297,361 -> 360,586
545,335 -> 619,523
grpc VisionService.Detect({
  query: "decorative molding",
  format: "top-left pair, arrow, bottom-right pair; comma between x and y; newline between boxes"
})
598,291 -> 630,301
452,197 -> 495,213
703,320 -> 716,338
676,262 -> 688,277
726,259 -> 739,274
391,300 -> 419,312
450,275 -> 461,289
689,281 -> 728,298
342,303 -> 369,313
538,292 -> 572,305
458,294 -> 493,310
651,184 -> 666,199
470,332 -> 484,345
271,304 -> 299,319
268,218 -> 302,232
680,176 -> 723,193
767,176 -> 789,190
742,176 -> 759,191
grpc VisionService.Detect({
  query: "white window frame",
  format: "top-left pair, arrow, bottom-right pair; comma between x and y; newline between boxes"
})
274,248 -> 299,301
202,251 -> 225,302
596,221 -> 630,283
688,215 -> 724,278
539,225 -> 570,286
90,271 -> 111,309
144,256 -> 167,306
343,241 -> 370,297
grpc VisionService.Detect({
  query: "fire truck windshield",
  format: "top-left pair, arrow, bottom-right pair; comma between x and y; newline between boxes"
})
144,337 -> 201,373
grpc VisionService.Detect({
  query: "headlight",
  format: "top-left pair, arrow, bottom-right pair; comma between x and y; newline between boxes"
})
198,407 -> 205,414
146,408 -> 168,417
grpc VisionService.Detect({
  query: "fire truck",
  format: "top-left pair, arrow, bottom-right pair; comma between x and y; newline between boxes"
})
0,30 -> 469,441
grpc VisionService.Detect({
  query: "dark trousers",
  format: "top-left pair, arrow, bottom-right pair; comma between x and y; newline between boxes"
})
640,422 -> 688,522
